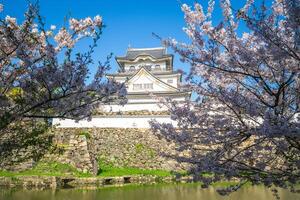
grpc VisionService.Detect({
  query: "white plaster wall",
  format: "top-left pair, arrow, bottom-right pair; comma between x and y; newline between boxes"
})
124,61 -> 166,71
114,77 -> 127,83
103,103 -> 167,112
52,116 -> 177,128
103,98 -> 186,112
158,76 -> 178,88
127,97 -> 185,103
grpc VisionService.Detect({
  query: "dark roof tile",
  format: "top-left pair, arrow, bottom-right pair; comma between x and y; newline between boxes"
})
125,47 -> 166,59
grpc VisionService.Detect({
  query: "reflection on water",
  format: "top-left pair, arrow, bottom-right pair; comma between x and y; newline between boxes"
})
0,184 -> 299,200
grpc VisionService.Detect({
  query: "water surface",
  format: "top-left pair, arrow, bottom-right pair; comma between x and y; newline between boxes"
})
0,184 -> 299,200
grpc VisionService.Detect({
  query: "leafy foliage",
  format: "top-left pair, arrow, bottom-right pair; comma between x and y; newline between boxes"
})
0,120 -> 53,169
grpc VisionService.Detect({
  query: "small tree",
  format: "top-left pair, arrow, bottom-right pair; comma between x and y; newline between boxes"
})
151,0 -> 299,196
0,3 -> 126,134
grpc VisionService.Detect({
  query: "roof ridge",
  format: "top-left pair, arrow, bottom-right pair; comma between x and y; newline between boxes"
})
127,47 -> 165,51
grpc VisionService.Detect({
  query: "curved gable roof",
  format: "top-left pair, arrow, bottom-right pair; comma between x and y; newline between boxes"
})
127,67 -> 179,92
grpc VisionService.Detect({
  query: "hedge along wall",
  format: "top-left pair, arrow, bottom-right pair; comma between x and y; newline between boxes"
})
52,128 -> 191,172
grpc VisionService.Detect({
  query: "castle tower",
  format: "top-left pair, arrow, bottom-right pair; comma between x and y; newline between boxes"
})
104,47 -> 191,112
53,47 -> 190,128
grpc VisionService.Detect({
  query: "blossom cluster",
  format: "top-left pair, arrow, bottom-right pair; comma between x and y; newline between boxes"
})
54,15 -> 102,50
152,0 -> 300,195
0,4 -> 126,133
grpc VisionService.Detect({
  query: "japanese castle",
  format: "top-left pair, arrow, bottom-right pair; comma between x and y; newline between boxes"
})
104,47 -> 190,112
53,47 -> 190,128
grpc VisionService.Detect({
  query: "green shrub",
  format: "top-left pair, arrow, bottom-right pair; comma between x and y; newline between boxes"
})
135,143 -> 144,153
50,143 -> 69,155
77,131 -> 91,139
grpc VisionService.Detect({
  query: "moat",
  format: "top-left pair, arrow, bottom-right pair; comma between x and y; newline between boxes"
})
0,184 -> 299,200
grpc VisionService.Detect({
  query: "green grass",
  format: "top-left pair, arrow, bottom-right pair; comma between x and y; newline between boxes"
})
97,166 -> 172,177
0,162 -> 91,177
97,157 -> 173,177
0,161 -> 173,178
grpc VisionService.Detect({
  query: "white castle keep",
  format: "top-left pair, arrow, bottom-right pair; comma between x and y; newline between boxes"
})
53,47 -> 191,128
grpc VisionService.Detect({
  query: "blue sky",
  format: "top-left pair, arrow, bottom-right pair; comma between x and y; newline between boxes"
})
2,0 -> 249,76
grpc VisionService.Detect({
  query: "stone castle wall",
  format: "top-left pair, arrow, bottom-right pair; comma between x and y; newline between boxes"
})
52,128 -> 190,172
0,127 -> 190,174
48,133 -> 98,175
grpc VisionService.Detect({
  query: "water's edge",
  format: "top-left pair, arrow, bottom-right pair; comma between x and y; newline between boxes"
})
0,175 -> 195,189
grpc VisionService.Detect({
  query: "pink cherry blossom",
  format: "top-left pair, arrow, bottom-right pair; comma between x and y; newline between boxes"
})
152,0 -> 300,196
0,3 -> 126,137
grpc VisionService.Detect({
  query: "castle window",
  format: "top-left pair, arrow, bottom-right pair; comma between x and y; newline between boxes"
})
145,65 -> 152,71
133,84 -> 143,90
129,66 -> 135,71
144,83 -> 153,90
154,65 -> 161,70
167,79 -> 173,84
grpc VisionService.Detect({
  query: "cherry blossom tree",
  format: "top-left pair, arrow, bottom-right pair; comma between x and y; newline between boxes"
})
151,0 -> 299,196
0,3 -> 126,134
